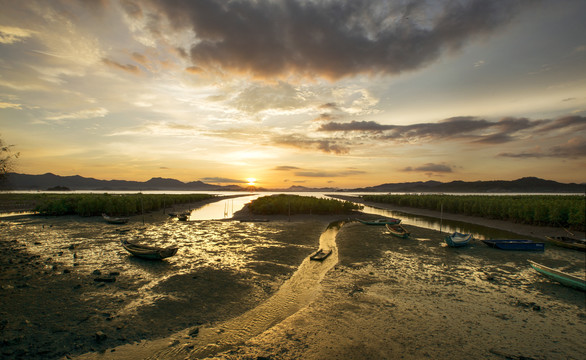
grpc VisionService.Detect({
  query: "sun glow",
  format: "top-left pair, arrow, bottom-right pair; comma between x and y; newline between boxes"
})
246,177 -> 256,186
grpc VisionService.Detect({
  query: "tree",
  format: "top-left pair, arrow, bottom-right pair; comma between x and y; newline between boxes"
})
0,136 -> 19,183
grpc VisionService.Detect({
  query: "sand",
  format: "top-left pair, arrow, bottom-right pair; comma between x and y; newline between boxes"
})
0,196 -> 584,359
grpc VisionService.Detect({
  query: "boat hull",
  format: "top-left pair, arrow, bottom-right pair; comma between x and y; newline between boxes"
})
121,240 -> 178,260
444,232 -> 472,247
528,260 -> 586,291
386,224 -> 409,238
310,249 -> 332,261
545,236 -> 586,252
356,218 -> 401,226
482,239 -> 544,251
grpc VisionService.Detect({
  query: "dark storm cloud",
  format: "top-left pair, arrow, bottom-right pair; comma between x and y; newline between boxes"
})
143,0 -> 527,79
402,163 -> 453,173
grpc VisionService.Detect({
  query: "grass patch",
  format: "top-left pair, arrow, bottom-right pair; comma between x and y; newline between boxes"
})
248,194 -> 362,215
0,193 -> 216,216
363,194 -> 585,231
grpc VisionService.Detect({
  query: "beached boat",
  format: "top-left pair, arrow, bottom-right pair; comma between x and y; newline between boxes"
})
482,239 -> 545,251
310,249 -> 332,261
545,236 -> 586,252
356,218 -> 401,226
444,232 -> 473,247
239,219 -> 270,223
528,260 -> 586,291
102,213 -> 130,224
386,223 -> 410,238
120,239 -> 178,260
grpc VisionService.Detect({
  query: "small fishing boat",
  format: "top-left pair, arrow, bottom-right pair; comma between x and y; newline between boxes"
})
444,232 -> 473,247
310,249 -> 332,261
102,213 -> 130,224
545,236 -> 586,252
528,260 -> 586,291
239,219 -> 270,223
386,223 -> 410,238
482,239 -> 545,251
356,217 -> 401,226
120,239 -> 178,260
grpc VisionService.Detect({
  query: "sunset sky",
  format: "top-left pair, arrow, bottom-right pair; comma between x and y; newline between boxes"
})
1,0 -> 585,189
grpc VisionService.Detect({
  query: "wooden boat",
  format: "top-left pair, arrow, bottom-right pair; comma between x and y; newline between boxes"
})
545,236 -> 586,252
309,249 -> 332,261
444,232 -> 473,247
528,260 -> 586,291
385,223 -> 410,238
482,239 -> 545,251
356,217 -> 401,226
102,213 -> 130,224
121,239 -> 178,260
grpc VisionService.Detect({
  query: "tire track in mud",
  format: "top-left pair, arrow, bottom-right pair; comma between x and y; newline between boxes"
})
77,220 -> 348,360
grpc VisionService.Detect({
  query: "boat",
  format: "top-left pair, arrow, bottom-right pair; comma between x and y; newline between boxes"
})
309,249 -> 332,261
545,236 -> 586,252
528,260 -> 586,291
385,223 -> 410,238
102,213 -> 130,224
444,232 -> 473,247
356,218 -> 401,226
239,219 -> 270,223
482,239 -> 545,251
120,239 -> 178,260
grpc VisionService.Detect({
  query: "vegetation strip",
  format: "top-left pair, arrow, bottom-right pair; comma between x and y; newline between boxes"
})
362,194 -> 585,231
0,193 -> 216,216
248,194 -> 362,215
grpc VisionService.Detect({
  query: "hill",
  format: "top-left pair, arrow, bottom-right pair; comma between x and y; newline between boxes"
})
3,173 -> 583,193
347,177 -> 584,193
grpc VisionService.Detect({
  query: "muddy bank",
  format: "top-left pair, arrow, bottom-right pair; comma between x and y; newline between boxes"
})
1,196 -> 585,359
212,222 -> 586,360
0,198 -> 337,359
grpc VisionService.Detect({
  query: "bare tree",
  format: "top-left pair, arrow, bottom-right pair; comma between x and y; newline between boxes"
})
0,136 -> 19,183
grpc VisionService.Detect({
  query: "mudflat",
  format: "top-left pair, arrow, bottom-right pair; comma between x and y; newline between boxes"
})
0,197 -> 584,359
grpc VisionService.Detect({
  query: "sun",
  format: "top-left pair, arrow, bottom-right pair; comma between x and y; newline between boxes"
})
246,177 -> 256,186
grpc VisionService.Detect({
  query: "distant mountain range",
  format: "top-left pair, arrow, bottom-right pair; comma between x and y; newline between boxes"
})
3,173 -> 584,193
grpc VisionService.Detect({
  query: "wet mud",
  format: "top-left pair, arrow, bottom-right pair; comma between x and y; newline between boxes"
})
1,201 -> 585,360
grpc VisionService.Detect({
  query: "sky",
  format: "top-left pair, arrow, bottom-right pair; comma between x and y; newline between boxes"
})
0,0 -> 585,189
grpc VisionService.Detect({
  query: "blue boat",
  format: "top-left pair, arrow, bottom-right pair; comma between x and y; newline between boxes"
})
482,239 -> 545,251
444,232 -> 473,247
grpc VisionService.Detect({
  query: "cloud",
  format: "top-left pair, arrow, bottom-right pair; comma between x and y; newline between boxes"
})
402,163 -> 453,173
318,120 -> 396,132
318,115 -> 578,145
45,107 -> 109,121
272,134 -> 350,154
102,58 -> 141,75
294,169 -> 366,178
0,101 -> 23,110
499,138 -> 586,158
273,166 -> 301,171
144,0 -> 527,80
200,177 -> 246,184
0,25 -> 35,44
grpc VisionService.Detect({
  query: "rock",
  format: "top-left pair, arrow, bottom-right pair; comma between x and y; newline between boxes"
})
92,270 -> 102,276
94,277 -> 116,283
95,331 -> 107,342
